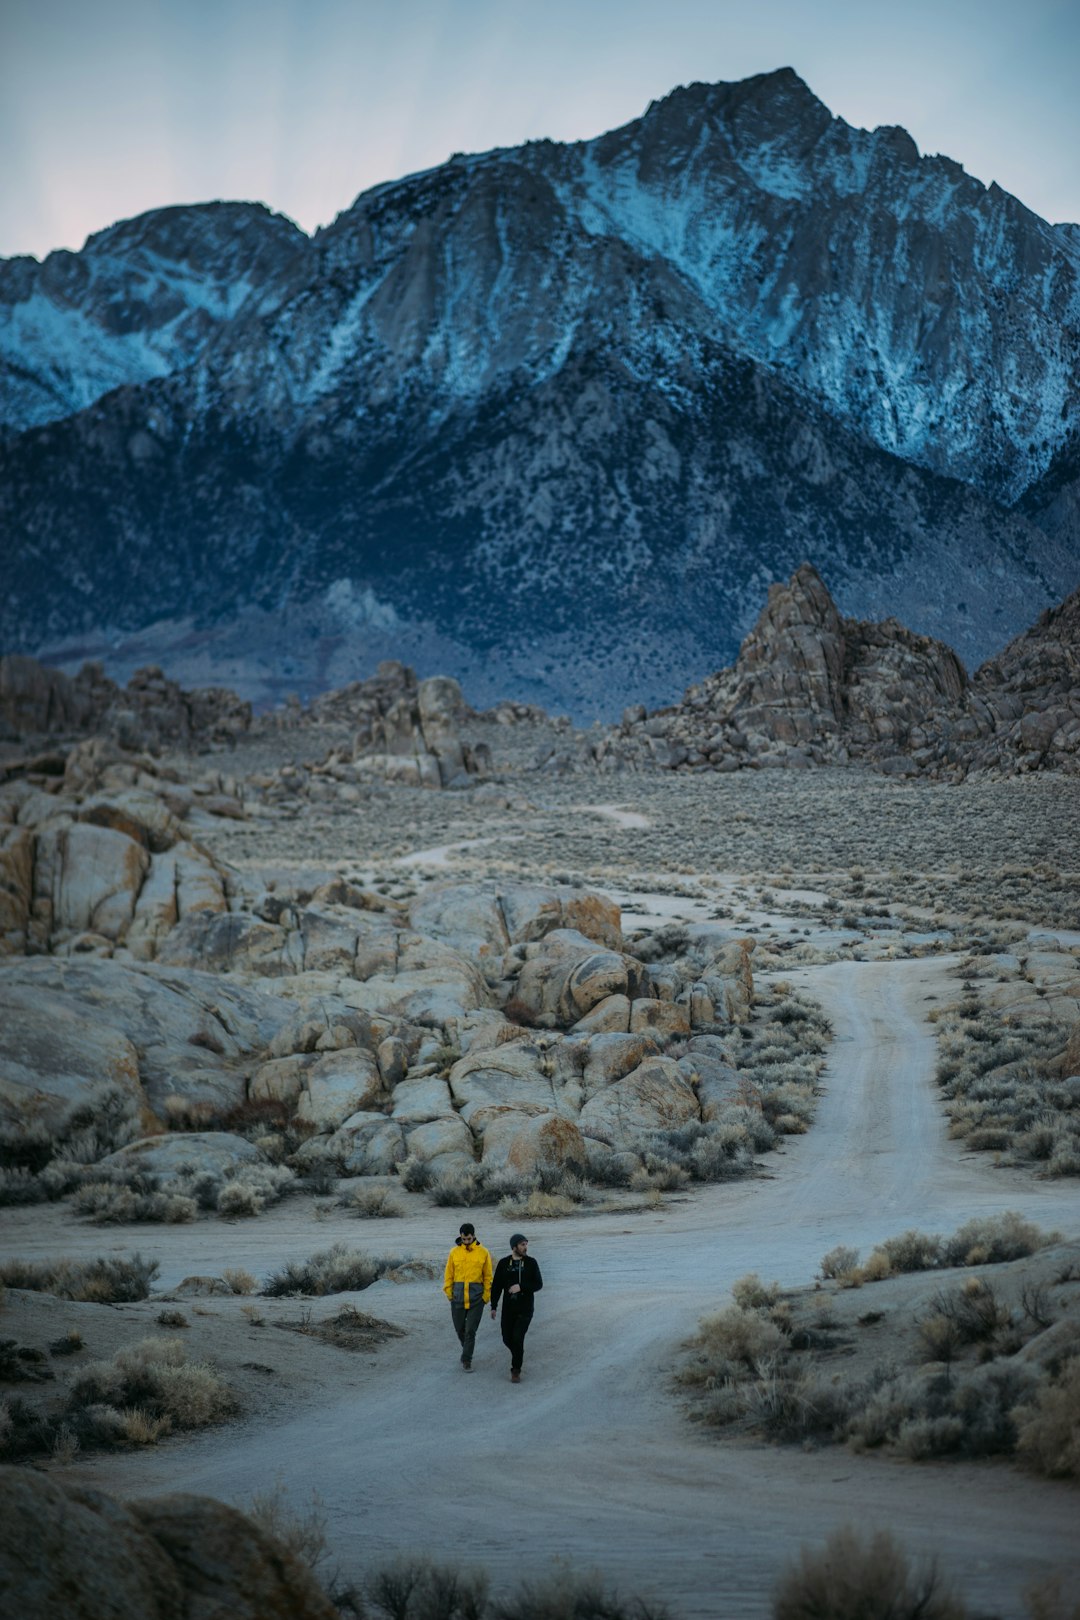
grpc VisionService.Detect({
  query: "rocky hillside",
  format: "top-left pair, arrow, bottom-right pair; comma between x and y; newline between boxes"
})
0,203 -> 304,434
599,565 -> 1080,780
4,565 -> 1077,784
2,69 -> 1078,711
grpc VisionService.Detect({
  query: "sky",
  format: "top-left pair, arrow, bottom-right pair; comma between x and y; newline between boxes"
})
3,0 -> 1079,262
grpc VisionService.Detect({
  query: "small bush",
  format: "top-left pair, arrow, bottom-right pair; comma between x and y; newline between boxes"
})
48,1331 -> 83,1357
366,1557 -> 488,1620
497,1190 -> 578,1220
941,1211 -> 1056,1267
222,1268 -> 258,1295
262,1244 -> 408,1297
156,1310 -> 189,1329
820,1245 -> 860,1281
0,1254 -> 158,1302
629,1157 -> 689,1193
489,1571 -> 668,1620
248,1480 -> 329,1574
731,1273 -> 780,1311
67,1337 -> 236,1443
691,1306 -> 785,1373
397,1156 -> 434,1193
773,1526 -> 967,1620
921,1279 -> 1010,1348
428,1168 -> 483,1208
1015,1358 -> 1080,1479
876,1230 -> 942,1273
215,1163 -> 297,1218
72,1181 -> 197,1224
345,1185 -> 404,1219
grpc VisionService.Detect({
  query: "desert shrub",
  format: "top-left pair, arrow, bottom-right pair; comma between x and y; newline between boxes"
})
398,1155 -> 434,1193
48,1330 -> 83,1357
1014,1357 -> 1080,1479
0,1395 -> 62,1461
719,1105 -> 777,1155
920,1280 -> 1010,1351
344,1185 -> 405,1219
634,1121 -> 755,1184
0,1253 -> 158,1302
71,1181 -> 198,1224
746,1366 -> 858,1443
916,1312 -> 965,1366
262,1244 -> 408,1297
248,1479 -> 329,1574
68,1337 -> 236,1442
857,1250 -> 893,1283
689,1306 -> 785,1373
497,1190 -> 578,1221
820,1245 -> 860,1281
366,1557 -> 489,1620
846,1360 -> 1036,1462
941,1211 -> 1056,1267
731,1273 -> 780,1311
360,1558 -> 668,1620
0,1340 -> 53,1383
428,1168 -> 483,1208
478,1167 -> 537,1204
0,1166 -> 48,1207
156,1310 -> 189,1328
934,991 -> 1077,1172
773,1526 -> 967,1620
490,1571 -> 669,1620
629,1156 -> 689,1193
874,1230 -> 942,1274
222,1268 -> 258,1295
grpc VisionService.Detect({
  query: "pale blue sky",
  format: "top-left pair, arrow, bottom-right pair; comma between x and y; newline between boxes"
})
3,0 -> 1078,260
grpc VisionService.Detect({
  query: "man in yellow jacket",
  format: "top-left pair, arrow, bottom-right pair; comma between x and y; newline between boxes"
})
443,1221 -> 493,1371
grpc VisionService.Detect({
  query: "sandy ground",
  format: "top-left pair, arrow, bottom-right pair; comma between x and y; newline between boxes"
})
14,950 -> 1075,1618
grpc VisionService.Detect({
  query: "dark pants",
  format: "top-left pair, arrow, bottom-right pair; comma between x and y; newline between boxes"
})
500,1305 -> 533,1371
451,1299 -> 484,1364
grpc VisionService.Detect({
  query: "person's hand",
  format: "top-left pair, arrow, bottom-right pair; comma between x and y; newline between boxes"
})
509,1284 -> 521,1294
490,1308 -> 496,1319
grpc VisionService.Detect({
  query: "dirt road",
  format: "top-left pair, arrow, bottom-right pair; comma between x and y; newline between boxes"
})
57,955 -> 1079,1617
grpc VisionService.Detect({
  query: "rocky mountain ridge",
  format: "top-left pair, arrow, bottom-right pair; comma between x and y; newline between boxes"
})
2,69 -> 1079,710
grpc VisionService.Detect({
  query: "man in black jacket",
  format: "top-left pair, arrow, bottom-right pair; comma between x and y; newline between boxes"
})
490,1233 -> 542,1384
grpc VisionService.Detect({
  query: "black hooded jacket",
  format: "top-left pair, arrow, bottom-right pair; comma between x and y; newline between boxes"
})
490,1253 -> 543,1317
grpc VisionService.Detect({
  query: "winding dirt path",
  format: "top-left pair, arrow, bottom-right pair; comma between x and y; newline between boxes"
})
60,954 -> 1080,1616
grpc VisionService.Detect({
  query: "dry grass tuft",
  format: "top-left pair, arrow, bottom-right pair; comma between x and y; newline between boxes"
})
263,1244 -> 426,1297
773,1526 -> 967,1620
0,1253 -> 158,1302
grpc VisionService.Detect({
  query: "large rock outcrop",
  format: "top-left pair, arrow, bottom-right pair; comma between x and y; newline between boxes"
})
602,564 -> 1079,780
0,1467 -> 337,1620
0,654 -> 251,748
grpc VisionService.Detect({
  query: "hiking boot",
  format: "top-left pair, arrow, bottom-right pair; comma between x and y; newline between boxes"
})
510,1369 -> 521,1383
462,1361 -> 473,1372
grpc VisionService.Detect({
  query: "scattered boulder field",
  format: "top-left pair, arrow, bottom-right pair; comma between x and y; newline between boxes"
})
0,726 -> 762,1188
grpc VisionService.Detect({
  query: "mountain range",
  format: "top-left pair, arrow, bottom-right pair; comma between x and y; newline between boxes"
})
3,68 -> 1079,715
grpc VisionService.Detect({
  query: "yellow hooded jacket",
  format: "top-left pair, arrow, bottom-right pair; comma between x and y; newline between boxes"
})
443,1240 -> 493,1309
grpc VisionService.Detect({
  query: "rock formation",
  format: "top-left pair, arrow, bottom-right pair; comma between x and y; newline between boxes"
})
600,565 -> 1080,780
0,655 -> 251,749
0,737 -> 757,1179
0,1466 -> 337,1620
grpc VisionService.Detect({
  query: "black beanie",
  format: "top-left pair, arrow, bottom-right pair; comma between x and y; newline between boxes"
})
509,1233 -> 527,1249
